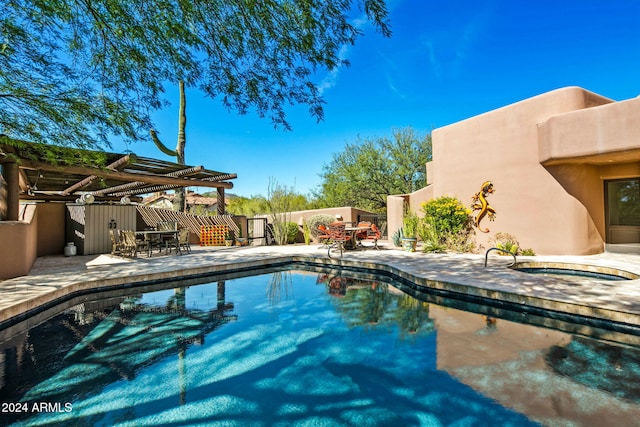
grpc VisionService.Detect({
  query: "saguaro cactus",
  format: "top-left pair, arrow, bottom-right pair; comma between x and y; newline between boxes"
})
150,80 -> 187,212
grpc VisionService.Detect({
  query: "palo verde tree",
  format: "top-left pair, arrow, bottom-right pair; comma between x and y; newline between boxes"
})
2,1 -> 391,158
314,127 -> 432,213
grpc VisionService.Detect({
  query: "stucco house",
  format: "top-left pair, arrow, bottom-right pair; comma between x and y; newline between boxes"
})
388,87 -> 640,255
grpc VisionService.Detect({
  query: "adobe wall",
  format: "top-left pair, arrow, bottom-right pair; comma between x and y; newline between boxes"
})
425,87 -> 614,255
538,96 -> 640,164
285,206 -> 378,225
0,204 -> 38,280
36,202 -> 66,256
387,186 -> 434,240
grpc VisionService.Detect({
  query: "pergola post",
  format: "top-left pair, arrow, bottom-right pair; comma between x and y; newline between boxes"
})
1,161 -> 19,221
217,188 -> 225,215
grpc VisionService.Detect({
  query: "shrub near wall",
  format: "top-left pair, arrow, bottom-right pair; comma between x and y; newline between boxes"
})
421,196 -> 471,236
307,214 -> 337,240
286,222 -> 299,244
421,196 -> 475,252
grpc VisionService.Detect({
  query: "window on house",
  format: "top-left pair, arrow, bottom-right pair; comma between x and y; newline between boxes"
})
607,179 -> 640,226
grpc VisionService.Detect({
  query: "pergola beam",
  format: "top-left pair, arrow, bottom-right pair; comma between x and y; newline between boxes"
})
17,159 -> 233,189
90,165 -> 205,196
62,154 -> 133,195
19,194 -> 143,202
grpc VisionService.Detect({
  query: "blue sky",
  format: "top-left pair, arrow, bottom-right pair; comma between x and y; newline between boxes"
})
113,0 -> 640,198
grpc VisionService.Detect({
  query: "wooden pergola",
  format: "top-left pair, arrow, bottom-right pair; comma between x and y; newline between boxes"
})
0,139 -> 236,221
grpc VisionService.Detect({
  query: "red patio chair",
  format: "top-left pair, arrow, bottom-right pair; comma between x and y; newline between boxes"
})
355,221 -> 371,241
365,223 -> 382,249
327,223 -> 351,259
317,224 -> 332,246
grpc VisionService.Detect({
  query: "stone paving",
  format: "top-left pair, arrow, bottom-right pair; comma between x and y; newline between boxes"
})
1,242 -> 640,334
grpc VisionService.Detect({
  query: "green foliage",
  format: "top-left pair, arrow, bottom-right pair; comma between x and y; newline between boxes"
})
226,195 -> 268,217
420,196 -> 474,252
442,231 -> 475,253
285,222 -> 300,244
314,127 -> 432,212
421,196 -> 471,236
417,222 -> 446,253
265,178 -> 308,245
391,228 -> 404,247
2,1 -> 390,149
521,248 -> 536,256
307,214 -> 337,238
402,209 -> 420,238
491,232 -> 520,255
302,222 -> 312,245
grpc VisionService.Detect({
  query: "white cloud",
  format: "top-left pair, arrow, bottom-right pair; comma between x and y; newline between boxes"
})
318,45 -> 351,96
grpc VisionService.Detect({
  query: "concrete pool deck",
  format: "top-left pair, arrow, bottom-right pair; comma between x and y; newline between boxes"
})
1,242 -> 640,337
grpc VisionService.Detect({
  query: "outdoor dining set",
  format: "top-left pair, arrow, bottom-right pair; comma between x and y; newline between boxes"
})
109,221 -> 191,258
318,221 -> 383,259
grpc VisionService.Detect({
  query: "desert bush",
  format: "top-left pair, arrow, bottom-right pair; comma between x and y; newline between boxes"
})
285,222 -> 299,244
418,222 -> 447,253
421,196 -> 472,236
420,196 -> 474,252
307,214 -> 337,238
491,232 -> 519,255
302,222 -> 312,245
442,231 -> 476,253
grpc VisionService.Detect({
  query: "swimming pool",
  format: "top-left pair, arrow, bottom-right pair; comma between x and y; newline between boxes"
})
1,269 -> 640,426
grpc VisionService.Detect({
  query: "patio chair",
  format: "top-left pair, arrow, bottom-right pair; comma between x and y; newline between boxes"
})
365,223 -> 382,249
355,221 -> 372,241
178,228 -> 191,254
109,230 -> 125,256
157,221 -> 179,252
142,229 -> 163,257
327,223 -> 351,259
164,227 -> 191,255
317,224 -> 332,246
120,230 -> 140,257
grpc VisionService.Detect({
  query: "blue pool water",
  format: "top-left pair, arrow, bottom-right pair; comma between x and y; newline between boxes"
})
1,269 -> 640,426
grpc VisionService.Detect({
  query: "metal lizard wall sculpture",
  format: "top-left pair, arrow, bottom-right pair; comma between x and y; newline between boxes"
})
471,181 -> 496,233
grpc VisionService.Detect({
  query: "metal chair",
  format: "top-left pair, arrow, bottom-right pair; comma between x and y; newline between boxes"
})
317,224 -> 332,247
327,223 -> 351,259
157,221 -> 179,253
365,223 -> 382,249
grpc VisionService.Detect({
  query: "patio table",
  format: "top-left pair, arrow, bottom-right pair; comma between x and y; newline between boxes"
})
135,230 -> 181,256
344,226 -> 371,249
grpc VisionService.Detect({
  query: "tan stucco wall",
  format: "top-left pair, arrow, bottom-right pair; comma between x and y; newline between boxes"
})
0,204 -> 38,280
399,86 -> 640,255
36,202 -> 66,256
287,207 -> 377,225
387,186 -> 434,239
539,96 -> 640,165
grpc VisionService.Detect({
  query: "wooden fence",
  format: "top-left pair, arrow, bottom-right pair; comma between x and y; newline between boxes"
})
136,205 -> 239,239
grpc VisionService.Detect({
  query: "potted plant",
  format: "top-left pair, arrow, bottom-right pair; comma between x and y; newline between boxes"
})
401,210 -> 419,252
235,224 -> 248,246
